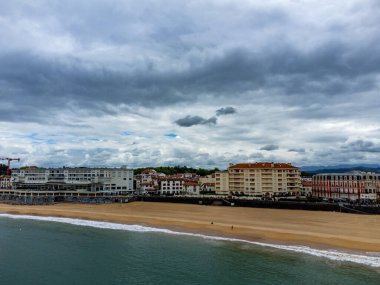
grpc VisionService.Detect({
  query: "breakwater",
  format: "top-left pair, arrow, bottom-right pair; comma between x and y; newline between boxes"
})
0,189 -> 131,205
135,196 -> 380,214
1,189 -> 379,214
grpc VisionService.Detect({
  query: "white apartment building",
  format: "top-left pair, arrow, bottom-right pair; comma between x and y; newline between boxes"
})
141,181 -> 160,193
11,167 -> 134,193
200,182 -> 215,193
183,181 -> 200,195
134,169 -> 165,194
159,179 -> 184,195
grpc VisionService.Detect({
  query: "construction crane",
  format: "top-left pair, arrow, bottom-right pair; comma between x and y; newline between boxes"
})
0,157 -> 20,176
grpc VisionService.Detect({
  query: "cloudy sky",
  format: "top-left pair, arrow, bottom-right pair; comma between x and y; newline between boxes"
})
1,0 -> 380,169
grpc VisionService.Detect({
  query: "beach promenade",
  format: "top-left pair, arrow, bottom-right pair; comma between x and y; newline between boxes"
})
0,202 -> 379,252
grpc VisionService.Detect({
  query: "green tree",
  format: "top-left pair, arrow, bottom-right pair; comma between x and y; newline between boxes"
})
0,164 -> 8,175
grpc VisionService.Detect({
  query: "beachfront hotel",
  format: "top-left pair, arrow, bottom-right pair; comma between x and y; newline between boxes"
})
11,166 -> 134,193
215,163 -> 302,197
312,172 -> 380,201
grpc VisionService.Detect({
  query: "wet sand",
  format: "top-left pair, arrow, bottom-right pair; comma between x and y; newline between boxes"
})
0,202 -> 379,252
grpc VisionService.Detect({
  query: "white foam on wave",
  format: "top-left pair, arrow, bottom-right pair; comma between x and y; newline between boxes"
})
1,213 -> 379,268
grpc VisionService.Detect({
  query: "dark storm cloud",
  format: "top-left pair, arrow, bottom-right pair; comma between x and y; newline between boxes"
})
0,52 -> 190,119
174,106 -> 236,128
260,144 -> 279,151
216,107 -> 236,116
174,116 -> 217,127
3,42 -> 379,124
0,1 -> 379,124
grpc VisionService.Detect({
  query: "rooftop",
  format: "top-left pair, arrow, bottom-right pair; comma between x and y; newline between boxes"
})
302,181 -> 313,187
229,162 -> 298,170
184,181 -> 199,186
313,171 -> 379,176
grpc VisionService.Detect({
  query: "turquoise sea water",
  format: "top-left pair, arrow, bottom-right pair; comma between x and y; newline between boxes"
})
0,215 -> 379,285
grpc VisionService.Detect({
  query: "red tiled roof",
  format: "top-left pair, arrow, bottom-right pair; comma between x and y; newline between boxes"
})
159,177 -> 184,181
184,181 -> 199,186
302,181 -> 313,187
142,169 -> 156,174
202,182 -> 215,186
229,162 -> 298,170
146,188 -> 159,192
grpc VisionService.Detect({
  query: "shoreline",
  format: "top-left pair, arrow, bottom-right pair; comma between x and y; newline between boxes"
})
2,213 -> 380,268
0,202 -> 380,253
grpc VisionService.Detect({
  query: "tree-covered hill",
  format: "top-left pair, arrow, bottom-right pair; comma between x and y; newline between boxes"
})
133,166 -> 219,176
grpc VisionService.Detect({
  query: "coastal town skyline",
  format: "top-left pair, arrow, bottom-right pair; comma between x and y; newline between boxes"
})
1,0 -> 380,168
1,1 -> 380,283
4,158 -> 380,172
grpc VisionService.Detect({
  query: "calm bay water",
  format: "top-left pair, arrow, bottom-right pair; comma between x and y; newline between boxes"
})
0,216 -> 379,285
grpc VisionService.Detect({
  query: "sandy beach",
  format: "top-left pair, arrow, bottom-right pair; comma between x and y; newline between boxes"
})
1,202 -> 380,252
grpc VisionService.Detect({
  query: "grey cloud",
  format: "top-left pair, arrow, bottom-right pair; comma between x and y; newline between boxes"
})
306,134 -> 348,144
164,149 -> 269,169
249,152 -> 264,160
1,0 -> 380,168
174,116 -> 217,127
27,148 -> 117,168
342,140 -> 380,153
260,144 -> 279,151
0,1 -> 379,124
216,107 -> 237,116
288,148 -> 306,153
308,146 -> 371,166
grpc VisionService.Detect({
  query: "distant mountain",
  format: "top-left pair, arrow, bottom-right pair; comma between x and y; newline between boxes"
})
300,164 -> 380,174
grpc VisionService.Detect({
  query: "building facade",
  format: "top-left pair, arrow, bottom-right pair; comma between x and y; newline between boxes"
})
159,179 -> 184,195
183,181 -> 200,195
11,167 -> 134,193
134,169 -> 166,194
301,180 -> 313,198
200,182 -> 215,193
215,171 -> 229,195
312,172 -> 380,201
199,174 -> 215,185
215,163 -> 301,197
0,176 -> 12,189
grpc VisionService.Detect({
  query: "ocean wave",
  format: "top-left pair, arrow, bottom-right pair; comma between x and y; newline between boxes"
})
1,213 -> 379,268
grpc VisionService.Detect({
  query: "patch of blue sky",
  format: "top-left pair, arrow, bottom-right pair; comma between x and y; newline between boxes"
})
164,133 -> 178,138
16,133 -> 39,139
16,133 -> 57,145
45,139 -> 57,145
